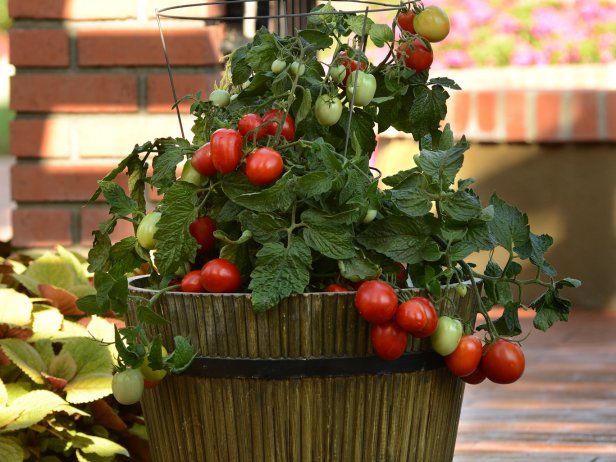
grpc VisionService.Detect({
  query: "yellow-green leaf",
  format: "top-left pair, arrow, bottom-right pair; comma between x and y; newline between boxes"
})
0,289 -> 32,327
64,373 -> 112,404
32,306 -> 63,336
0,339 -> 45,385
0,436 -> 24,462
73,432 -> 129,457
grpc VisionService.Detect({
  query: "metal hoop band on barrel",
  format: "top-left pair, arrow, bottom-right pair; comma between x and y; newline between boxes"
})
184,351 -> 445,379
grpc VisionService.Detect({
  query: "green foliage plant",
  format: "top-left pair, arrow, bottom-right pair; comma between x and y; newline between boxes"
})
0,248 -> 148,461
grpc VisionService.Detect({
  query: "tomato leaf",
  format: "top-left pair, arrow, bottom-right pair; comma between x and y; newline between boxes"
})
93,272 -> 128,316
298,30 -> 333,50
294,87 -> 312,125
408,85 -> 448,141
153,182 -> 199,275
230,47 -> 251,86
440,190 -> 482,222
98,181 -> 138,218
248,239 -> 311,312
415,143 -> 467,188
168,336 -> 196,374
357,216 -> 441,264
151,140 -> 187,191
389,188 -> 433,217
487,194 -> 531,256
238,211 -> 287,244
222,171 -> 295,213
292,171 -> 334,199
246,30 -> 279,72
369,24 -> 394,47
528,232 -> 557,277
347,15 -> 374,36
428,77 -> 461,90
108,236 -> 145,279
532,287 -> 571,331
301,211 -> 356,260
338,252 -> 381,282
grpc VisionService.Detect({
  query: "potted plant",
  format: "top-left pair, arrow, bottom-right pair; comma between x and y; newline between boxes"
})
77,2 -> 580,461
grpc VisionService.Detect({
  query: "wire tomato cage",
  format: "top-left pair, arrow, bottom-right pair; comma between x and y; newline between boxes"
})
156,0 -> 412,152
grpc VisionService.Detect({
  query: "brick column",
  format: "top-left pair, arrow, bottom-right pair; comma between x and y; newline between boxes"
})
8,0 -> 224,247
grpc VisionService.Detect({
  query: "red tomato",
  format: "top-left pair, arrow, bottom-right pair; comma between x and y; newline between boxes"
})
337,50 -> 368,87
461,366 -> 486,385
413,6 -> 450,43
394,262 -> 407,287
181,270 -> 205,293
444,335 -> 483,377
144,379 -> 160,389
210,128 -> 243,174
397,38 -> 434,73
200,258 -> 241,293
410,296 -> 438,338
245,147 -> 284,186
189,216 -> 217,253
481,339 -> 525,384
371,321 -> 408,360
397,10 -> 416,33
238,113 -> 266,141
354,280 -> 398,324
395,299 -> 427,334
325,283 -> 351,292
262,110 -> 295,141
191,143 -> 217,177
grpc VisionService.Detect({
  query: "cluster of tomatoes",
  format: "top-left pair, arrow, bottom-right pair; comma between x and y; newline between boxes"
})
327,279 -> 525,385
188,108 -> 293,186
396,5 -> 450,73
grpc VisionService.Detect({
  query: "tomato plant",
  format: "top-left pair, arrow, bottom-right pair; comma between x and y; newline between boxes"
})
413,6 -> 450,43
262,109 -> 295,141
444,335 -> 482,377
354,280 -> 398,324
431,316 -> 463,356
191,143 -> 217,177
395,298 -> 427,334
112,368 -> 144,405
181,270 -> 205,293
330,64 -> 346,84
409,297 -> 438,338
210,128 -> 243,173
238,113 -> 266,141
481,340 -> 525,384
189,216 -> 217,253
289,62 -> 306,77
245,147 -> 284,185
346,71 -> 377,107
180,161 -> 204,186
136,212 -> 161,250
397,38 -> 433,72
371,321 -> 408,361
397,10 -> 416,34
314,95 -> 343,126
200,258 -> 242,293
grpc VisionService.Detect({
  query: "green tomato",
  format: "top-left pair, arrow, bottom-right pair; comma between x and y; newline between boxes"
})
209,89 -> 230,107
330,64 -> 346,84
346,70 -> 376,107
362,209 -> 378,224
140,346 -> 168,383
456,283 -> 468,297
136,212 -> 161,250
289,62 -> 306,77
112,368 -> 144,405
180,161 -> 204,186
430,316 -> 463,356
271,59 -> 286,74
314,95 -> 343,126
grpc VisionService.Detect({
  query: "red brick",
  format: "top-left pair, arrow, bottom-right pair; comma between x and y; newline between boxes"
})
9,29 -> 69,68
10,119 -> 70,158
10,75 -> 138,113
12,208 -> 72,248
476,91 -> 497,134
451,91 -> 470,135
11,164 -> 127,202
77,27 -> 224,67
570,91 -> 599,141
147,73 -> 220,113
504,91 -> 526,142
9,0 -> 136,20
80,207 -> 134,245
536,92 -> 561,142
606,92 -> 616,141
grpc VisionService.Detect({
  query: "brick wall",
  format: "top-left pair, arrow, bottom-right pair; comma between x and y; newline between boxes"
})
8,1 -> 616,248
8,0 -> 224,247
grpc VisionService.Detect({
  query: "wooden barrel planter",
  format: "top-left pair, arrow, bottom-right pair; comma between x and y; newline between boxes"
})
127,277 -> 477,462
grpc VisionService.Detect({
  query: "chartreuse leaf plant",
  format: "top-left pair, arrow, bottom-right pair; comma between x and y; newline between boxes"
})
0,248 -> 147,461
78,2 -> 579,388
